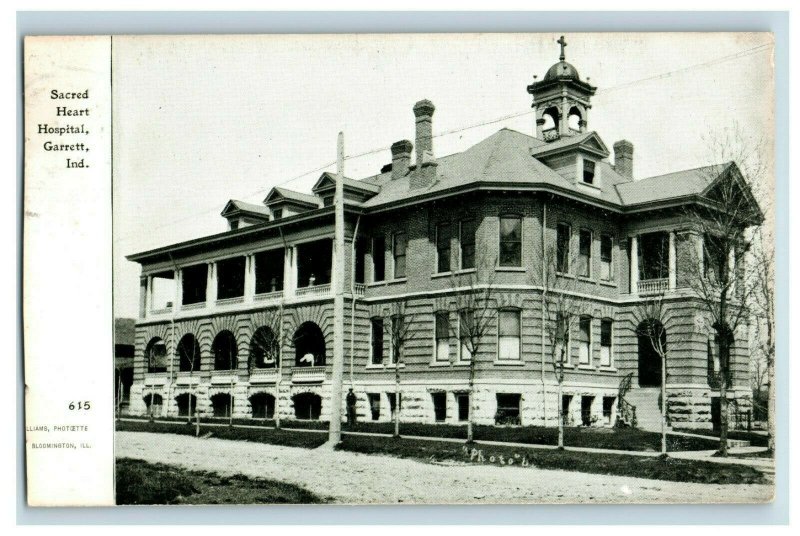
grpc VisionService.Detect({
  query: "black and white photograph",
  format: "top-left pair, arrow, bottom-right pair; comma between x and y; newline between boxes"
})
23,28 -> 781,509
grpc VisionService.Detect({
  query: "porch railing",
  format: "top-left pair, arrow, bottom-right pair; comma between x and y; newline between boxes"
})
637,278 -> 669,295
291,366 -> 326,383
616,372 -> 638,428
295,283 -> 332,299
249,368 -> 279,384
254,290 -> 284,302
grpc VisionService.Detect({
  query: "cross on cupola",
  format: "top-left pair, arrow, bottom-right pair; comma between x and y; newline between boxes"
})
526,35 -> 597,141
557,35 -> 567,61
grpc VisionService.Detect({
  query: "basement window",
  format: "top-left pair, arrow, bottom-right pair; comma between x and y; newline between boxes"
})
583,159 -> 596,184
495,393 -> 521,425
432,392 -> 447,422
368,393 -> 381,421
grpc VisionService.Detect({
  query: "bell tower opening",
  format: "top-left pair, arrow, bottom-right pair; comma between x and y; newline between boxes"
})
527,36 -> 597,142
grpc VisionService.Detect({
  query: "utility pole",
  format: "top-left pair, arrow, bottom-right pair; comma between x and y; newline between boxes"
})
328,131 -> 346,445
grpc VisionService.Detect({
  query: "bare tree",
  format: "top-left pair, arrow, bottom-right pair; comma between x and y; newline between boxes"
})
448,255 -> 497,443
249,306 -> 289,428
750,226 -> 775,453
176,331 -> 202,435
383,300 -> 416,438
537,244 -> 587,449
633,291 -> 670,455
683,125 -> 765,456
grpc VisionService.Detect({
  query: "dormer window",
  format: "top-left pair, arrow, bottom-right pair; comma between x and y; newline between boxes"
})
583,159 -> 596,184
272,208 -> 283,220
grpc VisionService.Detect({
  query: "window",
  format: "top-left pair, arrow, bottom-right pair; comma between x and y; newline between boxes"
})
432,392 -> 447,422
556,223 -> 571,273
229,219 -> 239,231
600,235 -> 613,281
600,318 -> 613,367
176,393 -> 198,418
602,397 -> 615,425
182,264 -> 208,305
707,333 -> 721,388
254,249 -> 284,294
578,315 -> 591,365
370,318 -> 384,365
436,223 -> 451,273
456,394 -> 470,422
495,393 -> 521,425
561,394 -> 573,425
249,326 -> 279,369
555,312 -> 571,364
389,392 -> 401,420
249,393 -> 275,419
583,159 -> 595,184
367,393 -> 381,421
639,232 -> 669,281
217,256 -> 246,299
393,232 -> 407,279
296,239 -> 332,287
499,216 -> 522,267
498,309 -> 521,361
459,309 -> 473,362
272,208 -> 283,220
578,229 -> 592,278
581,396 -> 594,426
373,235 -> 386,282
212,330 -> 238,371
178,334 -> 201,372
143,393 -> 163,417
703,233 -> 728,282
435,312 -> 450,362
210,393 -> 233,418
460,219 -> 476,270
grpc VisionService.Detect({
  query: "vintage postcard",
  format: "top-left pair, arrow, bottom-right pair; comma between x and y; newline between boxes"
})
23,32 -> 777,507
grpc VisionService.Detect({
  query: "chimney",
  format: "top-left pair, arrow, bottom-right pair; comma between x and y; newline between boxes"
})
613,140 -> 634,179
410,99 -> 438,189
390,139 -> 413,179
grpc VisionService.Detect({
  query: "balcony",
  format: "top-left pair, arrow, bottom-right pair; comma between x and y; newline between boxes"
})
181,301 -> 205,312
353,283 -> 366,297
291,366 -> 326,384
216,296 -> 245,307
249,368 -> 279,384
174,373 -> 200,385
295,283 -> 331,299
210,372 -> 239,385
637,278 -> 669,295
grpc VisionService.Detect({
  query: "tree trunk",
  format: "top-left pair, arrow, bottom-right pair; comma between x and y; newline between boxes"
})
393,368 -> 400,438
557,379 -> 564,449
717,325 -> 732,457
767,354 -> 775,453
467,359 -> 475,443
661,353 -> 667,455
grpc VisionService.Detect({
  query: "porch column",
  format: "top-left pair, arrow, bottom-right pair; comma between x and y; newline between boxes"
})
560,95 -> 569,135
206,262 -> 217,307
630,235 -> 639,294
283,247 -> 295,297
244,254 -> 255,303
668,231 -> 677,290
728,247 -> 736,295
139,275 -> 148,319
146,275 -> 153,316
174,268 -> 183,309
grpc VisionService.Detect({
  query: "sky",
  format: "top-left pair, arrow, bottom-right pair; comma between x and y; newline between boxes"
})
112,32 -> 774,318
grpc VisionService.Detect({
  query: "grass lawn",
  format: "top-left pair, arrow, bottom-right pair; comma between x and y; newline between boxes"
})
116,458 -> 327,504
337,435 -> 768,485
118,419 -> 328,449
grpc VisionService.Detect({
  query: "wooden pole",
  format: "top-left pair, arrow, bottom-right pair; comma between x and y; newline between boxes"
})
328,131 -> 346,445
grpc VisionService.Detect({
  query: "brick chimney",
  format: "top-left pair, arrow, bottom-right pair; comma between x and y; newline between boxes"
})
390,139 -> 413,180
410,99 -> 437,189
613,140 -> 634,179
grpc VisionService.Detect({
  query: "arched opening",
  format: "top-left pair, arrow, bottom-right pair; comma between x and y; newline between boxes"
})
177,333 -> 201,372
292,392 -> 322,420
249,393 -> 276,419
143,393 -> 163,417
542,106 -> 559,132
145,337 -> 168,373
210,393 -> 233,418
175,393 -> 198,418
212,330 -> 238,371
637,320 -> 666,387
250,326 -> 279,369
568,106 -> 583,132
293,322 -> 326,367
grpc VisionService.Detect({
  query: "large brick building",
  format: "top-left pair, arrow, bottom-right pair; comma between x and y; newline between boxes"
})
127,43 -> 759,431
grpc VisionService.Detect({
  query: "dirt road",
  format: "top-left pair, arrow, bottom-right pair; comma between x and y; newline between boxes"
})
116,431 -> 773,504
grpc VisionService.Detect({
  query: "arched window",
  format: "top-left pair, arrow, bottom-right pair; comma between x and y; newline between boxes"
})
177,334 -> 201,372
250,326 -> 279,369
175,393 -> 197,418
294,322 -> 326,367
637,319 -> 666,387
249,393 -> 276,419
143,393 -> 163,417
292,392 -> 322,420
145,337 -> 168,373
212,330 -> 238,371
210,393 -> 233,418
542,106 -> 559,132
